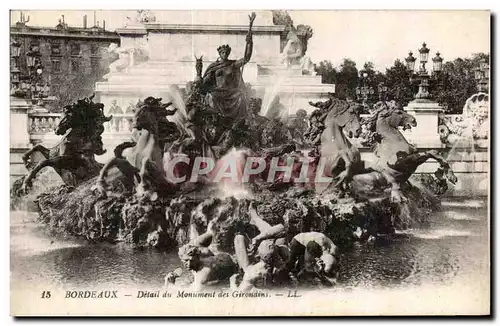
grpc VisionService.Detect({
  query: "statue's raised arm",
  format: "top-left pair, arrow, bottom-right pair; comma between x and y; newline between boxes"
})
235,12 -> 256,67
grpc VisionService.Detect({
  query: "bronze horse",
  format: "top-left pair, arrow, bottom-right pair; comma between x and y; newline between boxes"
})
94,97 -> 179,200
309,97 -> 365,194
355,100 -> 457,202
17,95 -> 111,195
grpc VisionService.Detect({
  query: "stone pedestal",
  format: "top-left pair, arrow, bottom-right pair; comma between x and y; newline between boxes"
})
404,99 -> 445,148
10,97 -> 31,149
10,96 -> 32,184
95,10 -> 335,118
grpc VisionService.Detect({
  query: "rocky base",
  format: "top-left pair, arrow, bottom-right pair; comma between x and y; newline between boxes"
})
25,178 -> 442,253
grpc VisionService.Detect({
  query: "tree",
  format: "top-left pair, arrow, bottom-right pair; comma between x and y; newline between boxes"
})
359,61 -> 387,106
315,60 -> 337,85
430,52 -> 489,113
314,52 -> 489,113
335,58 -> 358,100
49,64 -> 109,112
384,59 -> 416,107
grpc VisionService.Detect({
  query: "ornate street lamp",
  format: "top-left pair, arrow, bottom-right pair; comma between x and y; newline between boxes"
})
10,40 -> 21,58
356,71 -> 375,105
405,52 -> 416,72
356,86 -> 374,101
418,43 -> 430,70
406,42 -> 442,101
475,57 -> 489,93
33,65 -> 46,105
22,50 -> 46,104
474,66 -> 483,81
36,65 -> 43,76
432,52 -> 443,73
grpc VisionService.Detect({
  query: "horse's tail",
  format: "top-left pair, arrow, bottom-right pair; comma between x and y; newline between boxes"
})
113,141 -> 136,158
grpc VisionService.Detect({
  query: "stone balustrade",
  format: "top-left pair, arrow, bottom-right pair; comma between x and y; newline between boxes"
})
24,111 -> 486,147
103,114 -> 135,134
10,108 -> 489,196
27,112 -> 136,135
28,112 -> 61,134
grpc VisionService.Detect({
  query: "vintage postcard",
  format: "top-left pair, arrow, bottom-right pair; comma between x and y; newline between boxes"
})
9,9 -> 490,316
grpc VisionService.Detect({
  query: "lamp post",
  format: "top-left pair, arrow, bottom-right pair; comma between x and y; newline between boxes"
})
356,71 -> 375,105
23,45 -> 47,105
474,58 -> 489,93
405,43 -> 443,102
34,67 -> 45,106
378,82 -> 388,101
10,40 -> 21,63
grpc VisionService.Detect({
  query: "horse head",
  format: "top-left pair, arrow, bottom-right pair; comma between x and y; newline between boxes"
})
377,100 -> 417,131
325,99 -> 364,138
132,96 -> 174,135
363,101 -> 416,133
56,96 -> 112,136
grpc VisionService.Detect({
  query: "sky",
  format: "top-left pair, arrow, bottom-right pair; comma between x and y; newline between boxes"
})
9,9 -> 490,71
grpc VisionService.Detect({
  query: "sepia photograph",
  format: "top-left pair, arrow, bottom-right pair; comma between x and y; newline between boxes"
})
8,7 -> 491,316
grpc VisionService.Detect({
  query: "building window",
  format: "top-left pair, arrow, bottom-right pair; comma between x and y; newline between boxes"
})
51,44 -> 61,55
90,44 -> 100,56
10,58 -> 19,70
70,60 -> 80,73
52,60 -> 62,73
70,43 -> 80,56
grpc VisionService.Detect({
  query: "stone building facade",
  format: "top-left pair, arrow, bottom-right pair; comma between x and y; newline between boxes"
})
10,13 -> 120,110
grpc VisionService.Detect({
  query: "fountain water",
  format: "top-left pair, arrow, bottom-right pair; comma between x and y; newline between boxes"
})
212,148 -> 255,200
439,93 -> 489,198
163,85 -> 188,132
260,74 -> 285,118
259,72 -> 301,124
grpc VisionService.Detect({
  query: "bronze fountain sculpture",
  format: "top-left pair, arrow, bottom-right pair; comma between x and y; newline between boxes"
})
11,13 -> 458,287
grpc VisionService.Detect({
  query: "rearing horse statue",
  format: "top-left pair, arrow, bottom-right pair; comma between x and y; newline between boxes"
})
309,97 -> 365,194
94,96 -> 180,200
16,95 -> 112,195
356,100 -> 457,202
